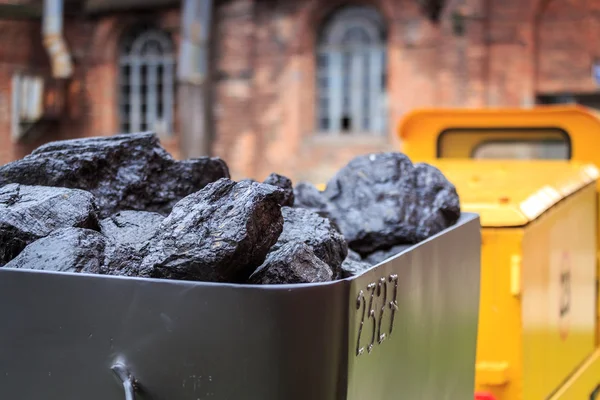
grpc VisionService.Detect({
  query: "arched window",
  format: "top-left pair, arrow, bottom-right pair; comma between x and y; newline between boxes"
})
316,6 -> 387,135
118,26 -> 175,136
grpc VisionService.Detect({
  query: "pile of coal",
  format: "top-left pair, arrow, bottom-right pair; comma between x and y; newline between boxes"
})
99,210 -> 164,253
0,132 -> 460,285
0,132 -> 229,217
363,244 -> 412,266
340,249 -> 372,278
295,153 -> 461,256
4,227 -> 143,275
240,173 -> 295,207
137,178 -> 284,282
0,184 -> 99,266
253,207 -> 347,281
293,182 -> 331,218
249,242 -> 333,284
4,228 -> 108,274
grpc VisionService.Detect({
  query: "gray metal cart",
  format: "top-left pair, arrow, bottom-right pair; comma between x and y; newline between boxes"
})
0,213 -> 481,400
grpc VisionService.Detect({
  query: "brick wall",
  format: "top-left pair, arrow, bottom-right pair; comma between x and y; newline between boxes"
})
1,0 -> 600,184
212,0 -> 258,177
0,7 -> 181,166
0,19 -> 55,164
211,0 -> 600,183
212,0 -> 448,182
67,8 -> 183,157
537,0 -> 600,94
210,0 -> 526,182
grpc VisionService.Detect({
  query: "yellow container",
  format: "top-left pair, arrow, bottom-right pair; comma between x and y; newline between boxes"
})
397,105 -> 600,399
432,161 -> 598,399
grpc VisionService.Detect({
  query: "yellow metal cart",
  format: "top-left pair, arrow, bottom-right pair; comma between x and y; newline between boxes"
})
398,106 -> 600,399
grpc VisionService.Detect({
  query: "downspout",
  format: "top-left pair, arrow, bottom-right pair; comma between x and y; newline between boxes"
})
532,0 -> 553,102
483,0 -> 491,105
179,0 -> 212,84
178,0 -> 213,157
454,0 -> 467,106
42,0 -> 73,79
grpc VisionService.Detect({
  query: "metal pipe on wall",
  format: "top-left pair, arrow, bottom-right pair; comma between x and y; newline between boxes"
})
483,0 -> 491,106
42,0 -> 73,79
179,0 -> 212,83
178,0 -> 213,158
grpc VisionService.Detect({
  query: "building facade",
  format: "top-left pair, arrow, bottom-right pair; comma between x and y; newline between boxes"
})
0,0 -> 599,183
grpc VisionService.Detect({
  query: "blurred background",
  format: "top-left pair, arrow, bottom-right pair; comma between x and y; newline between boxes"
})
0,0 -> 596,183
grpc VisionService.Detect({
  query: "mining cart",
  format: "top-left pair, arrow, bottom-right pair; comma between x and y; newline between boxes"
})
0,197 -> 480,397
398,105 -> 600,399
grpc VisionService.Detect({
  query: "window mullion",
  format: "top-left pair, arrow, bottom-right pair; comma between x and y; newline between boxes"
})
163,60 -> 174,135
370,47 -> 383,134
120,29 -> 175,136
329,50 -> 342,133
130,58 -> 141,132
147,60 -> 158,133
350,50 -> 363,133
316,6 -> 386,136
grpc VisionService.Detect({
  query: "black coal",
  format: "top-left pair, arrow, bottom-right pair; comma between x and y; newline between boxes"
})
4,227 -> 143,276
0,132 -> 229,217
341,249 -> 373,279
319,153 -> 461,256
293,181 -> 330,217
263,173 -> 295,207
0,132 -> 461,284
137,178 -> 284,282
264,207 -> 347,280
249,242 -> 333,284
0,184 -> 99,266
363,244 -> 412,266
5,228 -> 108,274
99,210 -> 164,253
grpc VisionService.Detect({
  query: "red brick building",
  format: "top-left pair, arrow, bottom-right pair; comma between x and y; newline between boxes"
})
1,0 -> 599,183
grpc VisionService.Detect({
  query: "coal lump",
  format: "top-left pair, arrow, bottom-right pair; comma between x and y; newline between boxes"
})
249,242 -> 333,284
322,152 -> 460,255
138,178 -> 284,282
263,173 -> 294,206
266,206 -> 347,279
0,132 -> 230,217
99,210 -> 164,252
0,184 -> 99,265
341,249 -> 373,278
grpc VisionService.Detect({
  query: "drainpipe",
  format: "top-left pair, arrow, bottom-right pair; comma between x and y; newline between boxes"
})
179,0 -> 212,84
178,0 -> 213,158
42,0 -> 73,79
483,0 -> 491,105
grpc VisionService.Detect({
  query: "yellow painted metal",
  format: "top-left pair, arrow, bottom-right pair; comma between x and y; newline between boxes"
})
431,166 -> 597,400
549,349 -> 600,399
396,106 -> 600,399
520,183 -> 597,399
396,105 -> 600,169
397,105 -> 600,341
475,227 -> 524,400
425,160 -> 599,227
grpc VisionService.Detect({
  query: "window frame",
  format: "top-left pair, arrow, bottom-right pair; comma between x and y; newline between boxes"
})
436,127 -> 573,160
315,6 -> 387,137
117,27 -> 175,137
470,139 -> 570,160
